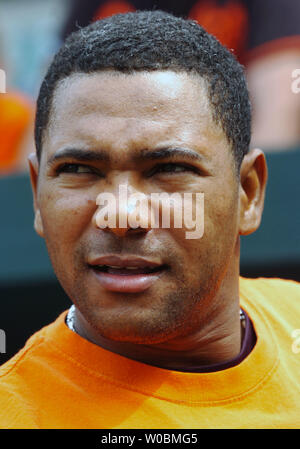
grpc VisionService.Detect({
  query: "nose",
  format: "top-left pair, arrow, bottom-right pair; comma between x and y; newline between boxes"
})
93,183 -> 152,237
103,224 -> 149,238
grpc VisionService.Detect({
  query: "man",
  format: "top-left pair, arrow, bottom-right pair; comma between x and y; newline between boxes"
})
0,10 -> 299,429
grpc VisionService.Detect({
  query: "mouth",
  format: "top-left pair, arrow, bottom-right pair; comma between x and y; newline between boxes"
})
93,264 -> 164,275
88,256 -> 168,293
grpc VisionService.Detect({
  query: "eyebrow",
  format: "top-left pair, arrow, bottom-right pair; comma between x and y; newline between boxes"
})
135,148 -> 204,163
47,148 -> 110,165
47,146 -> 205,166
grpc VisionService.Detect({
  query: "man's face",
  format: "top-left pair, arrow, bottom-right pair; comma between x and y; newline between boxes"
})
33,71 -> 241,344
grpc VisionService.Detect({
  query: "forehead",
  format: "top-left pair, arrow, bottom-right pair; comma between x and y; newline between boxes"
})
44,70 -> 228,162
52,70 -> 211,115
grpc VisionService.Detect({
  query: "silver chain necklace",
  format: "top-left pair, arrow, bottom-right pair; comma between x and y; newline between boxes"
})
66,304 -> 246,333
66,304 -> 77,332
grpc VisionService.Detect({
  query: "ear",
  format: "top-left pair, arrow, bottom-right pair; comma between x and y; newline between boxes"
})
239,148 -> 268,235
28,153 -> 44,238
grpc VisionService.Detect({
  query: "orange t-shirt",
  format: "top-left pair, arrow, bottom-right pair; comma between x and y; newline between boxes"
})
0,277 -> 299,429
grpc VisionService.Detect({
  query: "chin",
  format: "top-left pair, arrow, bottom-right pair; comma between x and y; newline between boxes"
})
89,312 -> 182,345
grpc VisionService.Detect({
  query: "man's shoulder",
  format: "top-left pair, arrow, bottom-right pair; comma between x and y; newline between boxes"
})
0,310 -> 67,381
0,326 -> 45,378
240,276 -> 300,298
240,276 -> 300,327
0,328 -> 47,428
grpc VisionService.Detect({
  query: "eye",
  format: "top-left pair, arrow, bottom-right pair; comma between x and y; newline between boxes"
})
56,163 -> 96,175
149,163 -> 199,176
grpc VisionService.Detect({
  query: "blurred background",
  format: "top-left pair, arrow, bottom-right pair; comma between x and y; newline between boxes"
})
0,0 -> 299,363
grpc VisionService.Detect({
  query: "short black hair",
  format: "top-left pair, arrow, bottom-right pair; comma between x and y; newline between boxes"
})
35,10 -> 251,170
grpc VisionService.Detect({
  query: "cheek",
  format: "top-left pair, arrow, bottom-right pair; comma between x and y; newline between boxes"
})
172,188 -> 239,263
205,187 -> 239,237
40,190 -> 96,251
201,193 -> 239,269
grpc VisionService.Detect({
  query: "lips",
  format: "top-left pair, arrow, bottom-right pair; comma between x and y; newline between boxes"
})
88,255 -> 167,293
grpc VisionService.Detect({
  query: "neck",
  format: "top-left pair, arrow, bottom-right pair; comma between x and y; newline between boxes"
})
72,268 -> 242,371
